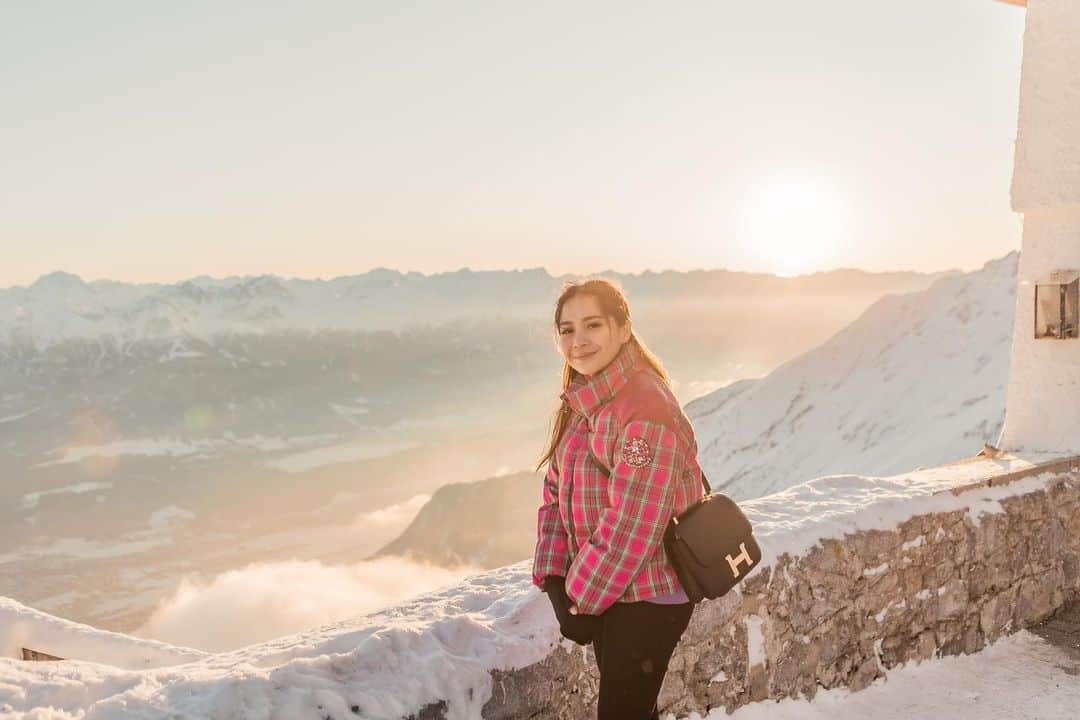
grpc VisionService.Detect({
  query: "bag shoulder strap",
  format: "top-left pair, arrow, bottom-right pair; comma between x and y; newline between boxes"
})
588,444 -> 711,495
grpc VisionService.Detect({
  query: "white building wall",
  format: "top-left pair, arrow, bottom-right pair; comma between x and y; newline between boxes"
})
1000,0 -> 1080,453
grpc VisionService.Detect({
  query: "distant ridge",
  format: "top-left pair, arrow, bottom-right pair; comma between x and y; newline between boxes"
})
0,266 -> 947,349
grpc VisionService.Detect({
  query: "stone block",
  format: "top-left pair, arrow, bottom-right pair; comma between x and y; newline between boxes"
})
855,529 -> 900,565
963,623 -> 985,655
849,656 -> 880,692
979,585 -> 1019,641
747,664 -> 769,702
1063,552 -> 1080,588
1016,567 -> 1062,625
937,579 -> 968,619
966,563 -> 990,598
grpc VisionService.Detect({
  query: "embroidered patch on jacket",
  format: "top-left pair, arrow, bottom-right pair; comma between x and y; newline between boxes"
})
622,437 -> 652,467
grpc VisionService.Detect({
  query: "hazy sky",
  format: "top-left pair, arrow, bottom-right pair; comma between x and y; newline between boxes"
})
2,1 -> 1027,287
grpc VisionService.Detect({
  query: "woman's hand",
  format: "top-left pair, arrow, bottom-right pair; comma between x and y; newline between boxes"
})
542,577 -> 596,645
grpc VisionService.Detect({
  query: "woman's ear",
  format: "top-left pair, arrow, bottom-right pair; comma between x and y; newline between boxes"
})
620,322 -> 632,345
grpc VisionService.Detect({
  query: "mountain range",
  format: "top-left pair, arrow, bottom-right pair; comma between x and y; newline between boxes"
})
1,266 -> 946,350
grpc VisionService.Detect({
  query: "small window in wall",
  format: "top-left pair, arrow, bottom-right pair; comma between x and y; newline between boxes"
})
1034,271 -> 1079,340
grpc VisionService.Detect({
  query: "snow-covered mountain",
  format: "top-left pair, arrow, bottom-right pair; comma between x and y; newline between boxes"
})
0,267 -> 943,351
687,252 -> 1017,501
0,269 -> 556,351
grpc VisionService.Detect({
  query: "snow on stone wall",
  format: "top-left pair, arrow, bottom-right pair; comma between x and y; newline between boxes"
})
483,455 -> 1080,719
0,597 -> 206,670
3,454 -> 1078,719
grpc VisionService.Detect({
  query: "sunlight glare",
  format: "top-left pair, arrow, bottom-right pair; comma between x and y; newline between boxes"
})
737,174 -> 852,277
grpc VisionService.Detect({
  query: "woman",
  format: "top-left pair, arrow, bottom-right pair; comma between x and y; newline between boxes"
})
532,278 -> 705,720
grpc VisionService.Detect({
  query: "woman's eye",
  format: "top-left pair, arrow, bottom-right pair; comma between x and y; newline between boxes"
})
559,322 -> 601,334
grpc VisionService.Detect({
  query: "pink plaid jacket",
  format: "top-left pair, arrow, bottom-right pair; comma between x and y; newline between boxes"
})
531,342 -> 705,615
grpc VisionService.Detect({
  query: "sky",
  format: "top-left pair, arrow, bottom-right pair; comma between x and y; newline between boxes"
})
1,0 -> 1027,287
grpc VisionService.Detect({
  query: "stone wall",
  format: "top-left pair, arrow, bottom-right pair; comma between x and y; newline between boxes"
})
480,465 -> 1080,719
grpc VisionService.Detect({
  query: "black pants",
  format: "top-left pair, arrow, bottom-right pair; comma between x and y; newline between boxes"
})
591,600 -> 695,720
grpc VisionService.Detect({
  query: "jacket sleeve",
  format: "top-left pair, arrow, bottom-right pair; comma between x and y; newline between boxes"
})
564,419 -> 683,615
532,456 -> 570,589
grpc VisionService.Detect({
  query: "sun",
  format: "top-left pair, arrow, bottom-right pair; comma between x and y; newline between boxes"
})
737,173 -> 852,277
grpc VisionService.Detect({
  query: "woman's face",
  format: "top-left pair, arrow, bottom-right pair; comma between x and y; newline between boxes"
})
556,293 -> 631,377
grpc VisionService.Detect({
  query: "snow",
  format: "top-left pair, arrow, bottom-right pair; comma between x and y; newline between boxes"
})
740,451 -> 1072,570
263,438 -> 420,473
0,453 -> 1074,718
32,439 -> 207,468
675,630 -> 1080,720
0,598 -> 205,670
27,434 -> 343,471
900,535 -> 924,551
688,253 -> 1017,502
873,600 -> 906,624
0,408 -> 40,425
0,565 -> 558,720
21,483 -> 111,511
744,616 -> 765,668
0,269 -> 558,351
0,508 -> 195,564
146,507 -> 195,529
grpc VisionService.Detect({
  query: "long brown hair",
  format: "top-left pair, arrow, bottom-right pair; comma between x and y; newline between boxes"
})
535,278 -> 671,471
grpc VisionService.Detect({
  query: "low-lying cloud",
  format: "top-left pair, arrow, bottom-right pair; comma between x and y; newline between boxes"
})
351,493 -> 429,530
136,556 -> 480,653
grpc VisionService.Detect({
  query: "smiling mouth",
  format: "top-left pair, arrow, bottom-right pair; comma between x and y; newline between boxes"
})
573,350 -> 598,360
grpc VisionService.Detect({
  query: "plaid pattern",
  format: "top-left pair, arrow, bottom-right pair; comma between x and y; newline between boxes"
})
532,342 -> 705,615
533,457 -> 571,584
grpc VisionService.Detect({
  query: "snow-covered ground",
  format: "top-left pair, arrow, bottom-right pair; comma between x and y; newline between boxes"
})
1,452 -> 1073,719
688,253 -> 1017,501
683,629 -> 1078,720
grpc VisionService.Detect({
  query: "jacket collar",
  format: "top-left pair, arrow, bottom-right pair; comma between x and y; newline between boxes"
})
560,341 -> 643,417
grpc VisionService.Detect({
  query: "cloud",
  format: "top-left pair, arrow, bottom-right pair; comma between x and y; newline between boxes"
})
351,493 -> 430,530
136,556 -> 480,653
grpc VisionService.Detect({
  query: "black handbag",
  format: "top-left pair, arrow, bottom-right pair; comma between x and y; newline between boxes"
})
590,444 -> 761,603
662,473 -> 762,603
